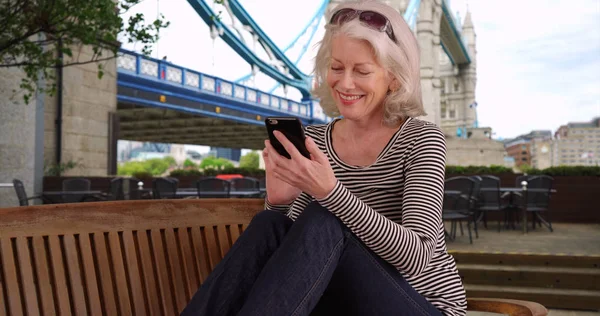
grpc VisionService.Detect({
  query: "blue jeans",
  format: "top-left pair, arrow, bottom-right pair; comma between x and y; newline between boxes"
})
181,202 -> 442,316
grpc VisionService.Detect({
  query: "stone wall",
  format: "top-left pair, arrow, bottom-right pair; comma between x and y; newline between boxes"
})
446,137 -> 507,167
45,44 -> 117,176
0,67 -> 36,207
417,0 -> 443,126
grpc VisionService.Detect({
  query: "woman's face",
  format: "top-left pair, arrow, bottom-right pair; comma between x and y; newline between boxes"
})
326,34 -> 393,122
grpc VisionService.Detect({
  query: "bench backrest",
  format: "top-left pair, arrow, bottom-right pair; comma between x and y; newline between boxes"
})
0,199 -> 264,316
0,200 -> 547,316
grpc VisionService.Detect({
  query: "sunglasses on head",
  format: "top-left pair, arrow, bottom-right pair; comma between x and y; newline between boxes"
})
329,8 -> 397,43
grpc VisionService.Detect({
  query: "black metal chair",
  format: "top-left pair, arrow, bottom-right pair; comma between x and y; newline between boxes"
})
92,178 -> 125,201
522,175 -> 554,232
443,176 -> 477,244
196,177 -> 231,198
258,177 -> 267,198
230,177 -> 261,198
152,177 -> 178,199
12,179 -> 47,206
62,178 -> 92,203
474,175 -> 510,231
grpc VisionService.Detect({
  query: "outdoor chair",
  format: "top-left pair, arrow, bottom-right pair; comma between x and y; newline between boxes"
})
522,175 -> 554,232
475,175 -> 511,231
258,177 -> 267,198
230,177 -> 261,198
196,177 -> 231,198
12,179 -> 47,206
62,177 -> 92,203
92,177 -> 125,201
152,177 -> 178,199
443,176 -> 477,244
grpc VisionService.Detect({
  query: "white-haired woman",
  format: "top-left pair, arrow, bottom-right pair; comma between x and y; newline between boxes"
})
182,1 -> 466,315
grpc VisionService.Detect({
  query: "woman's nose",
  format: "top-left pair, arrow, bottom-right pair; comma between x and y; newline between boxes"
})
338,71 -> 355,90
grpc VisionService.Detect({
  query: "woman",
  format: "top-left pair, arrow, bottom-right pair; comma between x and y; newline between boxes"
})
182,1 -> 466,315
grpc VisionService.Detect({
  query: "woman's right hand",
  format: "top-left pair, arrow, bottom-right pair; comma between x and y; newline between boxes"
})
262,141 -> 302,205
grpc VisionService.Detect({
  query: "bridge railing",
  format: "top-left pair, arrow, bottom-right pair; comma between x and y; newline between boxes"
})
116,49 -> 331,122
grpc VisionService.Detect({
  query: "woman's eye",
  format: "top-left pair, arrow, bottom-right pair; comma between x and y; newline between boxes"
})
357,71 -> 371,75
330,67 -> 343,71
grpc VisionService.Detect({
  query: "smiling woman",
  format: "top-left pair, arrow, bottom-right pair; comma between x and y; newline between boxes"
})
182,1 -> 466,316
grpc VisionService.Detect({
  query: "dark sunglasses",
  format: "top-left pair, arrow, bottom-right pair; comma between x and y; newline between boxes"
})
330,8 -> 397,43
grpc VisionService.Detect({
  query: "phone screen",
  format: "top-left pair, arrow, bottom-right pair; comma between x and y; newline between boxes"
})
265,117 -> 311,159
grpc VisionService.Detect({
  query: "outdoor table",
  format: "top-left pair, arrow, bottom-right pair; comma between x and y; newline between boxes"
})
41,190 -> 104,203
480,187 -> 557,234
173,189 -> 262,198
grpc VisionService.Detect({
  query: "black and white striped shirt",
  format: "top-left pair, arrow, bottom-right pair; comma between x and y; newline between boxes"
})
266,117 -> 467,315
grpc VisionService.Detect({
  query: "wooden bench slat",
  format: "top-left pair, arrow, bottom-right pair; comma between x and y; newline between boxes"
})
121,230 -> 148,316
136,230 -> 162,316
31,237 -> 56,315
63,235 -> 88,315
1,238 -> 24,316
216,225 -> 231,257
150,229 -> 177,315
15,237 -> 40,316
108,232 -> 133,316
164,228 -> 189,312
177,228 -> 200,299
47,235 -> 72,316
78,233 -> 103,316
190,227 -> 212,284
230,224 -> 242,245
203,226 -> 222,271
91,233 -> 118,316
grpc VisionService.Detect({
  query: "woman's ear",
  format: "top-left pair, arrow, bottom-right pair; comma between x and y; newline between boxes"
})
389,78 -> 400,92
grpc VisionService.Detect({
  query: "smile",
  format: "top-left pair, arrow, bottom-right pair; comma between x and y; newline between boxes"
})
337,91 -> 364,104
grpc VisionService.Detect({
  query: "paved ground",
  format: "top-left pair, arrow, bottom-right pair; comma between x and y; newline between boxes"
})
445,223 -> 600,255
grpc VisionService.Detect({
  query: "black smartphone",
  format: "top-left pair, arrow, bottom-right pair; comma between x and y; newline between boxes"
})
265,116 -> 311,159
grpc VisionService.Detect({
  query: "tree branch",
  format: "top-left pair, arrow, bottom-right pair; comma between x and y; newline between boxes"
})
0,28 -> 43,53
0,54 -> 118,68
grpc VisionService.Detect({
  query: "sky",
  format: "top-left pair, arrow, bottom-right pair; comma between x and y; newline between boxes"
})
121,0 -> 600,147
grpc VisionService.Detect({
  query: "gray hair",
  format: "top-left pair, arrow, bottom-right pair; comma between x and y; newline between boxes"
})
312,0 -> 425,126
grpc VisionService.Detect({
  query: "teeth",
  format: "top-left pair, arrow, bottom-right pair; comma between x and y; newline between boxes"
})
339,93 -> 361,101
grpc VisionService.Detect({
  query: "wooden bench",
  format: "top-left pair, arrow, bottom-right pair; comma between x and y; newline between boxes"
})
0,200 -> 548,315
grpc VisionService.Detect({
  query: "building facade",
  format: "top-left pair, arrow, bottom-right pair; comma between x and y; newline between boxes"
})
504,130 -> 553,169
505,140 -> 531,168
552,117 -> 600,166
439,12 -> 478,138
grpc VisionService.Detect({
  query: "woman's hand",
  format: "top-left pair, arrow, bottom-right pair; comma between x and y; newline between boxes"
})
264,131 -> 337,200
262,143 -> 302,205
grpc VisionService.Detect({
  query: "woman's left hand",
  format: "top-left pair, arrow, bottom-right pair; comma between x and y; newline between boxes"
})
265,130 -> 337,199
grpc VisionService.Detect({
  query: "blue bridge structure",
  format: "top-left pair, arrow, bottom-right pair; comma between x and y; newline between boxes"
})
116,0 -> 471,150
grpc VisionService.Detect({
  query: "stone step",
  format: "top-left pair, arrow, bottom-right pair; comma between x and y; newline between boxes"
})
464,284 -> 600,311
458,264 -> 600,291
451,251 -> 600,269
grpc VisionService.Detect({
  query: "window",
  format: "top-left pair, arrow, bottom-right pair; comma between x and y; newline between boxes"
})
449,110 -> 455,118
521,151 -> 527,155
521,145 -> 527,150
521,157 -> 527,161
454,81 -> 460,92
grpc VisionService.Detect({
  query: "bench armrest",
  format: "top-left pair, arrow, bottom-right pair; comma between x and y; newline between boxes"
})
467,298 -> 548,316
